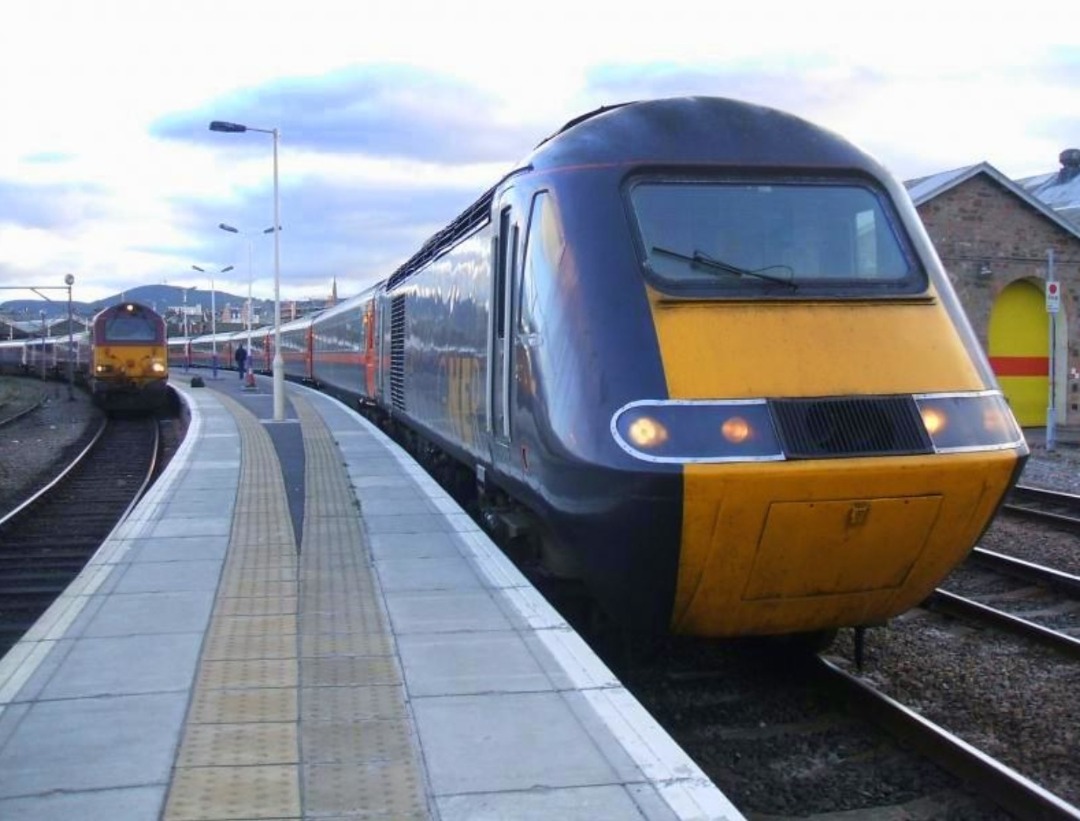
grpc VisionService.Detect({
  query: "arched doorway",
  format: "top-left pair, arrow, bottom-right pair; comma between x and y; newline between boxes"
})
988,279 -> 1048,427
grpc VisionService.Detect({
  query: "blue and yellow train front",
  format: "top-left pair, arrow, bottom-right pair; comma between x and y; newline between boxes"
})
603,171 -> 1028,638
611,297 -> 1026,637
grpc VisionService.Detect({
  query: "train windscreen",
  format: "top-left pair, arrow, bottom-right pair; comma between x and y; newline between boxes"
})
102,316 -> 159,342
630,177 -> 925,297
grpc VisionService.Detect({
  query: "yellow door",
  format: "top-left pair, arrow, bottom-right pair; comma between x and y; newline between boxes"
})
988,279 -> 1048,426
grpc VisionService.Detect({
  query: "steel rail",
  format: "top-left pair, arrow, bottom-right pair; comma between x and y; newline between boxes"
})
1011,484 -> 1080,507
924,589 -> 1080,659
1004,485 -> 1080,531
116,421 -> 160,523
0,395 -> 47,429
813,656 -> 1080,820
970,547 -> 1080,597
0,416 -> 108,528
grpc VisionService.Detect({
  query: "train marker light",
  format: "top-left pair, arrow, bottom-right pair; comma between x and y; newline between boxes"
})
982,404 -> 1010,436
721,416 -> 752,444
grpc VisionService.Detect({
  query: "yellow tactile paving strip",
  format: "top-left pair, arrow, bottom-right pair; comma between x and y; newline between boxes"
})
291,393 -> 430,820
163,387 -> 429,820
164,390 -> 301,821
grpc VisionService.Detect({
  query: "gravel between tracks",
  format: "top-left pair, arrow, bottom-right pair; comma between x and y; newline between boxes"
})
0,375 -> 104,518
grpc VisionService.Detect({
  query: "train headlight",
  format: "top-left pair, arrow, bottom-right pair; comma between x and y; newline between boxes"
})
627,416 -> 669,447
914,392 -> 1026,452
919,406 -> 947,437
613,400 -> 784,462
151,361 -> 166,374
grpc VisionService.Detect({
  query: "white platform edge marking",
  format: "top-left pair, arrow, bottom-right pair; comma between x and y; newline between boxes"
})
0,384 -> 209,712
297,386 -> 746,821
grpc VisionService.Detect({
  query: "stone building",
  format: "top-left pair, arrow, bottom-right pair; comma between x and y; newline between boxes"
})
1018,148 -> 1080,226
905,163 -> 1080,428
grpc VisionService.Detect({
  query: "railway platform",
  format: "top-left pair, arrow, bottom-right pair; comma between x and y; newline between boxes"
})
0,371 -> 742,820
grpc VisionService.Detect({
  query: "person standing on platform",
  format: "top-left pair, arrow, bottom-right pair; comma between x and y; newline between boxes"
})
234,343 -> 248,379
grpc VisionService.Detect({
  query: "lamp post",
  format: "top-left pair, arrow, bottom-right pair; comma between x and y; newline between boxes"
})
192,265 -> 233,378
210,120 -> 284,421
65,274 -> 74,400
39,310 -> 47,380
181,286 -> 197,371
219,223 -> 278,378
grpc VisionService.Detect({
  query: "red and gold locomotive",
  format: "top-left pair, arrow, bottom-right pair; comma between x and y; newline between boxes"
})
90,302 -> 168,411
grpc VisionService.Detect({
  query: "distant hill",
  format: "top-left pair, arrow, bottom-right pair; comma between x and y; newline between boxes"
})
1,284 -> 270,319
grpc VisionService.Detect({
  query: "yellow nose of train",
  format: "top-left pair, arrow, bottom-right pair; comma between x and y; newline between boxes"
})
642,293 -> 1026,637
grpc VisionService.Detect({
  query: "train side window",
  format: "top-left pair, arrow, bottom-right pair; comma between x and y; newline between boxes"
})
495,206 -> 511,340
519,191 -> 564,335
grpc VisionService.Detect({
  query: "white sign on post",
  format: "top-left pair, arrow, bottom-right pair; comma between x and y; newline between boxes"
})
1047,280 -> 1061,313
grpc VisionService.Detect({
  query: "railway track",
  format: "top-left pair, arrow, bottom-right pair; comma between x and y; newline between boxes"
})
813,656 -> 1080,820
1004,485 -> 1080,532
613,629 -> 1080,819
0,415 -> 161,656
929,548 -> 1080,657
618,637 -> 1033,819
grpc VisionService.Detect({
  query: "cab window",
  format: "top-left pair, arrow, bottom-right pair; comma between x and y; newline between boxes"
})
629,177 -> 923,297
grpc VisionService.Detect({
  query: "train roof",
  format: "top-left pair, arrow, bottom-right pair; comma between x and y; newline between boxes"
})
386,96 -> 892,290
526,96 -> 887,176
92,301 -> 160,320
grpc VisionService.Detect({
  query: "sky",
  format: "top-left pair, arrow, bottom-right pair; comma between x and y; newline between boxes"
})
1,0 -> 1078,307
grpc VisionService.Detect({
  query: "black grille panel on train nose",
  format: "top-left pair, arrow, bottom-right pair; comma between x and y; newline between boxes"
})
769,396 -> 934,459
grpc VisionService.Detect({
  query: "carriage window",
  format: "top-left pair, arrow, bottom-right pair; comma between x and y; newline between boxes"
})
629,179 -> 922,297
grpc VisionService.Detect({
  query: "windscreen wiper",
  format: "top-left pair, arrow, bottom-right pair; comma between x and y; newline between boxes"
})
652,245 -> 797,289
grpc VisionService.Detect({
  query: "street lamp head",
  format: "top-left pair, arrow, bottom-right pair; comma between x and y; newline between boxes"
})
209,121 -> 247,133
219,223 -> 239,233
263,226 -> 282,234
192,265 -> 205,273
221,266 -> 234,273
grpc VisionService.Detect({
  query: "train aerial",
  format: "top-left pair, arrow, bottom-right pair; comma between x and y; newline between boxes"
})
89,302 -> 168,411
176,96 -> 1029,642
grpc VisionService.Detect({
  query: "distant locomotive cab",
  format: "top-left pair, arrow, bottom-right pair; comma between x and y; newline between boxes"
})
90,301 -> 168,411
